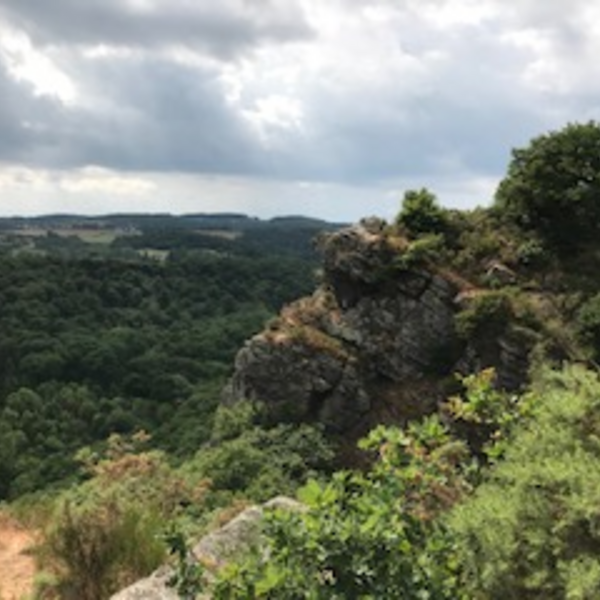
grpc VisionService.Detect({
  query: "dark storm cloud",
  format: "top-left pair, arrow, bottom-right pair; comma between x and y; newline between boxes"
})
0,0 -> 314,59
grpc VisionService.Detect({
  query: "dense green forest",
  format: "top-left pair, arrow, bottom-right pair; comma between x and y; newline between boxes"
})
0,217 -> 333,500
6,122 -> 600,599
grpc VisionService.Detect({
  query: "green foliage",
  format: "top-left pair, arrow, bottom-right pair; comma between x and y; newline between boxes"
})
393,234 -> 445,270
495,121 -> 600,250
163,524 -> 205,600
396,188 -> 448,238
42,501 -> 165,600
183,418 -> 335,503
211,402 -> 259,443
516,237 -> 548,268
576,293 -> 600,359
450,365 -> 600,599
0,243 -> 315,499
445,368 -> 530,462
455,291 -> 513,339
447,369 -> 504,425
444,207 -> 523,283
211,417 -> 468,599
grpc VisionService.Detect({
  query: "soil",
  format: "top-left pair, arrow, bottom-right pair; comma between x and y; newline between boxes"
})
0,516 -> 37,600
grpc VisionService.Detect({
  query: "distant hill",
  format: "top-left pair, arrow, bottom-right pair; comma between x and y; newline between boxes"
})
0,213 -> 346,261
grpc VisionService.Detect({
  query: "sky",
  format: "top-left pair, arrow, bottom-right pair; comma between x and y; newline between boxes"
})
0,0 -> 599,222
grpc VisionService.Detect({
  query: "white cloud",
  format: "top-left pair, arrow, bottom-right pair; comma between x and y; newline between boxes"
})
0,24 -> 77,104
242,94 -> 306,145
59,167 -> 156,195
0,165 -> 52,191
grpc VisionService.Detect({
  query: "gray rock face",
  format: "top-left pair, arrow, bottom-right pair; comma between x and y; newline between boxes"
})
193,497 -> 303,567
224,224 -> 532,436
223,333 -> 369,431
224,225 -> 463,433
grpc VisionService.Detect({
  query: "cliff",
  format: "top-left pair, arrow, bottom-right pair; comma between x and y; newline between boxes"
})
222,220 -> 533,445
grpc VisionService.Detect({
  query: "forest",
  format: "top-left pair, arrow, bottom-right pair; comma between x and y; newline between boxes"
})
5,122 -> 600,599
0,216 -> 333,501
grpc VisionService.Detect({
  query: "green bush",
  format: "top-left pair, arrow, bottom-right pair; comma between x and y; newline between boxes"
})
211,402 -> 259,443
450,366 -> 600,599
516,238 -> 548,268
445,368 -> 526,461
42,501 -> 165,600
37,433 -> 203,598
393,233 -> 445,270
211,418 -> 468,599
184,421 -> 334,503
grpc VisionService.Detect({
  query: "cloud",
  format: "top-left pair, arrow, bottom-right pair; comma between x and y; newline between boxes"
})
59,166 -> 156,195
60,55 -> 263,173
0,57 -> 70,164
221,1 -> 551,183
0,43 -> 265,174
0,0 -> 314,59
0,0 -> 599,220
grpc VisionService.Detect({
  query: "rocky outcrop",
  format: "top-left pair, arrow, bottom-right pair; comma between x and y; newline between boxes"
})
111,497 -> 303,600
223,223 -> 533,439
110,566 -> 178,600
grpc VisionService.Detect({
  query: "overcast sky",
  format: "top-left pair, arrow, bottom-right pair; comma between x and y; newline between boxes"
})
0,0 -> 598,222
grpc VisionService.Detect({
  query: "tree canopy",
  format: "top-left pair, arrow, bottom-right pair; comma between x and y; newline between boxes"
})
495,121 -> 600,250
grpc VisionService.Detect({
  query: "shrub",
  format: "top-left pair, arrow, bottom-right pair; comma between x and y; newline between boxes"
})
450,365 -> 600,599
396,188 -> 448,238
37,433 -> 204,598
41,500 -> 165,600
393,234 -> 445,270
183,421 -> 334,502
516,238 -> 548,268
211,418 -> 468,599
211,402 -> 258,443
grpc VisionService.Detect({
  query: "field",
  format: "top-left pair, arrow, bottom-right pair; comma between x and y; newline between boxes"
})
9,227 -> 128,245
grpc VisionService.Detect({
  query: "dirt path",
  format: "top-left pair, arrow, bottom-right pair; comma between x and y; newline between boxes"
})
0,516 -> 37,600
